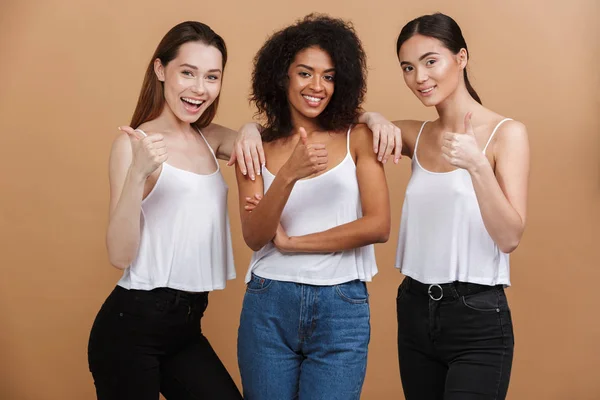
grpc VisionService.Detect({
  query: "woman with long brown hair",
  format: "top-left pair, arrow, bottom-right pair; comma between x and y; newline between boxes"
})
87,21 -> 259,399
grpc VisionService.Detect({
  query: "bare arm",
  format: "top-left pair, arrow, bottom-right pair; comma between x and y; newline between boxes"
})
203,122 -> 265,180
275,125 -> 391,253
358,111 -> 403,163
106,128 -> 167,269
236,128 -> 327,251
469,122 -> 529,253
442,115 -> 529,253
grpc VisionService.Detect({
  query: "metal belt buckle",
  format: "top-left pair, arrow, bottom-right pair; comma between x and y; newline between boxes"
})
428,284 -> 443,301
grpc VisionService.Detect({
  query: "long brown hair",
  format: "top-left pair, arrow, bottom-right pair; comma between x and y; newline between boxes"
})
130,21 -> 228,129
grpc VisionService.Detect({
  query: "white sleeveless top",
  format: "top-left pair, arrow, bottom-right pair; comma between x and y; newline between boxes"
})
118,129 -> 235,292
395,119 -> 512,286
246,126 -> 378,285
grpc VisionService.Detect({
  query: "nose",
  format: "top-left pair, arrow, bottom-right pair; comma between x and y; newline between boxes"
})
416,67 -> 429,84
309,76 -> 324,92
192,78 -> 206,95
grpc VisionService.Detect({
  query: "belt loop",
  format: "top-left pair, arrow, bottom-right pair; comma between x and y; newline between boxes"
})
174,291 -> 181,308
450,281 -> 460,299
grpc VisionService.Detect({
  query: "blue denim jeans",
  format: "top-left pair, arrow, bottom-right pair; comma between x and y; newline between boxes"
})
238,274 -> 371,400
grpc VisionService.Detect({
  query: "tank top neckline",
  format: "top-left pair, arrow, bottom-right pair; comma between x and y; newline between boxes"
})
135,127 -> 220,178
263,126 -> 354,183
413,118 -> 512,176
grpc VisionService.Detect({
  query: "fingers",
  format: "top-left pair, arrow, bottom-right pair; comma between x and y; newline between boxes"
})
393,126 -> 402,163
226,150 -> 237,166
299,127 -> 308,145
464,112 -> 474,135
377,131 -> 388,162
372,126 -> 381,153
243,143 -> 256,180
119,126 -> 144,141
257,142 -> 266,169
382,130 -> 395,164
244,194 -> 262,212
250,145 -> 261,177
235,144 -> 248,176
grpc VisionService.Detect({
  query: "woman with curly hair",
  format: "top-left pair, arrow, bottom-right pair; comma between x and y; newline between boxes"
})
235,14 -> 390,400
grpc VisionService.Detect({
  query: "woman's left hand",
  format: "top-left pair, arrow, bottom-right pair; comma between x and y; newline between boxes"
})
273,224 -> 295,252
227,122 -> 266,181
441,112 -> 488,173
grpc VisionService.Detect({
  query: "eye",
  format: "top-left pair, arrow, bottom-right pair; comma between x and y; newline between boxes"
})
299,71 -> 311,78
426,59 -> 437,66
402,65 -> 413,72
324,75 -> 335,82
182,70 -> 194,77
207,75 -> 220,81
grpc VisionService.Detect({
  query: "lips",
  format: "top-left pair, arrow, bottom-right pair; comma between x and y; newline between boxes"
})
302,94 -> 325,107
417,86 -> 436,97
181,97 -> 205,113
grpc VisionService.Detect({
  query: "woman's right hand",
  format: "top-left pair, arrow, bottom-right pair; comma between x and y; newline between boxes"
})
119,126 -> 168,179
280,127 -> 327,182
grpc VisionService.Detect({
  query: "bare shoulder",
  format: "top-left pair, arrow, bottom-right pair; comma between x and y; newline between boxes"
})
494,119 -> 528,148
393,119 -> 427,156
349,123 -> 374,151
111,131 -> 132,159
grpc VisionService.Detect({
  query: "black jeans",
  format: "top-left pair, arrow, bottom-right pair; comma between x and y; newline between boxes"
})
396,277 -> 514,400
88,286 -> 242,400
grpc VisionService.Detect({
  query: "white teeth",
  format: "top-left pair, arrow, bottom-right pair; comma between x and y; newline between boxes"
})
182,97 -> 204,105
420,87 -> 434,93
303,95 -> 322,102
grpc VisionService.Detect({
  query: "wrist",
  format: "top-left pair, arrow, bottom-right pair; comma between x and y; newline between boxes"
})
128,166 -> 148,183
468,155 -> 490,175
278,164 -> 298,185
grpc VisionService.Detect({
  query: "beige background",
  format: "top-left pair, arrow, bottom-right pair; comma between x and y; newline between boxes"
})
1,0 -> 599,399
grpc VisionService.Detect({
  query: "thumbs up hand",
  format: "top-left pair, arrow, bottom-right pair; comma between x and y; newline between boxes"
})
119,126 -> 168,179
441,113 -> 486,173
279,127 -> 328,183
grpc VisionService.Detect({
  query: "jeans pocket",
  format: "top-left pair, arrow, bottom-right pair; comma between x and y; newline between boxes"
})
335,280 -> 369,304
461,289 -> 501,312
246,274 -> 274,294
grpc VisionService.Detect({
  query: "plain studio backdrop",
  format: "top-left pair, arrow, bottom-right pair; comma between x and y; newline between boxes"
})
1,0 -> 598,398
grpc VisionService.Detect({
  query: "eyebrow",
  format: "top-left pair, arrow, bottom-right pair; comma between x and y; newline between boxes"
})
179,63 -> 222,73
296,64 -> 336,73
400,52 -> 440,66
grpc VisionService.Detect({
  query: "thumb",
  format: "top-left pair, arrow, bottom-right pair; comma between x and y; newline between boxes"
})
299,127 -> 308,145
119,126 -> 145,140
227,151 -> 236,166
464,112 -> 474,135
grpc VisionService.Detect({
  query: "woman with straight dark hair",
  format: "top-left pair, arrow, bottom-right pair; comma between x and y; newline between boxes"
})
236,14 -> 390,400
363,12 -> 529,400
87,21 -> 263,399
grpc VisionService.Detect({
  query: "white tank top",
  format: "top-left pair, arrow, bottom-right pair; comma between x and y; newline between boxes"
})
118,129 -> 235,292
246,126 -> 378,285
395,119 -> 512,286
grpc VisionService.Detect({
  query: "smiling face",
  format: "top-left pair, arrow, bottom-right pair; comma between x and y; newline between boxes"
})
286,46 -> 335,122
154,41 -> 223,124
398,34 -> 467,107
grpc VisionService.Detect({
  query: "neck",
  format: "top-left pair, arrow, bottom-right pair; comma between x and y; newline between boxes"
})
152,105 -> 198,136
289,108 -> 324,135
435,85 -> 482,132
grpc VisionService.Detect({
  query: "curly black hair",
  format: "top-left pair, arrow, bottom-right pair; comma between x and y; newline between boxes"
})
250,14 -> 367,142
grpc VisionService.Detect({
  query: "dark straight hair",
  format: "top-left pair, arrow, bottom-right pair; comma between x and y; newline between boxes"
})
396,13 -> 481,104
130,21 -> 228,129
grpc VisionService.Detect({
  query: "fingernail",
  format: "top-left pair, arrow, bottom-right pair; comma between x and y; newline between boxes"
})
118,127 -> 122,131
242,170 -> 247,175
378,157 -> 382,161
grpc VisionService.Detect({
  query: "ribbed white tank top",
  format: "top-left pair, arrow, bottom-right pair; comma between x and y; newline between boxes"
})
246,126 -> 378,285
395,119 -> 512,286
118,129 -> 235,292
